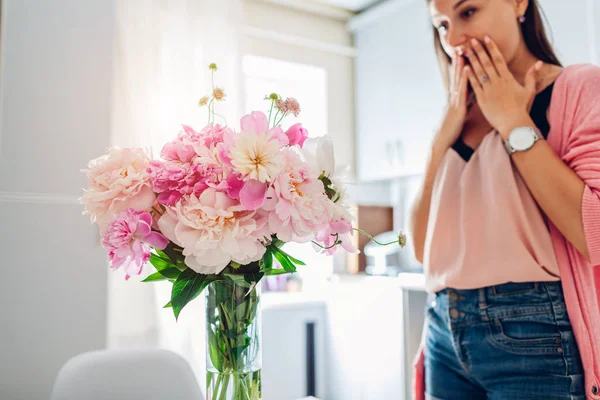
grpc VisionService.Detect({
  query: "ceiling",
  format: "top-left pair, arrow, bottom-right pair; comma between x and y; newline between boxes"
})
309,0 -> 382,12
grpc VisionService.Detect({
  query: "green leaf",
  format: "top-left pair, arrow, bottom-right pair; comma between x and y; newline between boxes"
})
149,253 -> 172,272
276,247 -> 306,266
263,268 -> 289,276
231,338 -> 251,361
262,248 -> 273,270
142,266 -> 181,282
244,272 -> 264,285
160,244 -> 188,271
158,266 -> 181,279
171,269 -> 212,320
155,249 -> 172,262
271,237 -> 285,248
163,301 -> 172,308
223,272 -> 264,289
207,329 -> 224,371
221,328 -> 240,340
209,281 -> 232,308
142,271 -> 167,282
235,301 -> 248,322
272,248 -> 296,273
223,273 -> 251,288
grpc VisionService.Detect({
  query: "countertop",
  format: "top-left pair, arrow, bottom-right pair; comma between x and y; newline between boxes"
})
262,272 -> 426,310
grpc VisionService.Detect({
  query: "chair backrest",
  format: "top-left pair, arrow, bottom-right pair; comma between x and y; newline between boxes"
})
50,348 -> 204,400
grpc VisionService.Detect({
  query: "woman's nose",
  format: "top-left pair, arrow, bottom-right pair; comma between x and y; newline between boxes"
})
446,29 -> 468,53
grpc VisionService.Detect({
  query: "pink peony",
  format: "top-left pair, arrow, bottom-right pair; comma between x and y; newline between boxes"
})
262,149 -> 331,242
314,218 -> 359,256
148,124 -> 232,206
285,123 -> 309,148
198,123 -> 229,149
81,148 -> 156,229
228,112 -> 285,182
102,209 -> 169,280
240,179 -> 268,210
225,173 -> 245,200
157,188 -> 268,274
160,126 -> 198,163
148,160 -> 221,206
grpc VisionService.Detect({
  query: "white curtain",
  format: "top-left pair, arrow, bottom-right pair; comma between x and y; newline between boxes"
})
108,0 -> 244,394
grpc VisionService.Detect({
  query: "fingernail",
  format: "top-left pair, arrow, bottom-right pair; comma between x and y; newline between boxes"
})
484,36 -> 491,43
471,38 -> 478,46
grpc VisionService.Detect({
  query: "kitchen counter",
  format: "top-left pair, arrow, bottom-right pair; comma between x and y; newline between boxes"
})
262,272 -> 426,310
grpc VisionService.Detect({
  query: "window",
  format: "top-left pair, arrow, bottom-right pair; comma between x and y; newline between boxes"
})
243,54 -> 328,138
243,54 -> 333,293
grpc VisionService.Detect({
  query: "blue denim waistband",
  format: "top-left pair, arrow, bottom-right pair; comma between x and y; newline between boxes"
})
431,281 -> 566,327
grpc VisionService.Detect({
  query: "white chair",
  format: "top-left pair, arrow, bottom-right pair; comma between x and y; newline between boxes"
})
50,348 -> 204,400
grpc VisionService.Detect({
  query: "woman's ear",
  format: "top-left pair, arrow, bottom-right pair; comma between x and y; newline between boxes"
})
514,0 -> 530,18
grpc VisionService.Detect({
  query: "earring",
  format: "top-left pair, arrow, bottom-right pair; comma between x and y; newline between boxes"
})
518,15 -> 526,23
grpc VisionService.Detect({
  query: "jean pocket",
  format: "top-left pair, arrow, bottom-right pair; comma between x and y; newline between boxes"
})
486,314 -> 563,355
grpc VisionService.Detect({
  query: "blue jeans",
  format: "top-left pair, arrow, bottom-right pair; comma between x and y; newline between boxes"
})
425,281 -> 585,400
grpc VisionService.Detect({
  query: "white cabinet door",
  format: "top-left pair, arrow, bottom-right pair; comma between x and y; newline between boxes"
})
354,17 -> 403,181
539,0 -> 594,65
262,302 -> 327,400
354,1 -> 446,181
325,279 -> 405,400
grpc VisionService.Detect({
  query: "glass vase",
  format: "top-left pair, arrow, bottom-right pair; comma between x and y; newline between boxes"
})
205,278 -> 262,400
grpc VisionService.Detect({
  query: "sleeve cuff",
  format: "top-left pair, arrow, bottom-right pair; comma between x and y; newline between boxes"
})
582,185 -> 600,266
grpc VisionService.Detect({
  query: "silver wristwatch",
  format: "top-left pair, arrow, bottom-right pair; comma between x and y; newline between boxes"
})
504,126 -> 543,155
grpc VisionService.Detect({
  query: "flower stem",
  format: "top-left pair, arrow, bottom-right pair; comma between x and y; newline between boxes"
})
151,206 -> 163,215
213,373 -> 222,400
311,233 -> 341,250
274,111 -> 287,127
268,101 -> 274,127
353,228 -> 398,245
219,373 -> 230,400
214,112 -> 227,125
208,98 -> 215,125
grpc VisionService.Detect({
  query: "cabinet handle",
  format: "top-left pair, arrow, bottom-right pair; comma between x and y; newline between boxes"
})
386,140 -> 394,166
306,321 -> 316,396
396,139 -> 404,166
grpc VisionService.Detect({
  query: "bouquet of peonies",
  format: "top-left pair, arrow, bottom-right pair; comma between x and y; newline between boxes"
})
81,63 -> 405,399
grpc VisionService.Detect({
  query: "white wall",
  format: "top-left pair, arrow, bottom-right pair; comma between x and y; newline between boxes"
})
0,1 -> 115,399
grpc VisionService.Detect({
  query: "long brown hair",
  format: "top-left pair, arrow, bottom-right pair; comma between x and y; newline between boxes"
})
428,0 -> 562,91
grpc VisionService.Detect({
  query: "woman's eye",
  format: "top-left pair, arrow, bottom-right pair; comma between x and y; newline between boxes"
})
461,8 -> 476,19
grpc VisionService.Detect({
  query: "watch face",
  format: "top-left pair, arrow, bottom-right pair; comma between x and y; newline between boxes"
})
510,128 -> 536,151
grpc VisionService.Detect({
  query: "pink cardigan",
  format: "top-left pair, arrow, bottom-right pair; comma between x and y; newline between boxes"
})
413,63 -> 600,400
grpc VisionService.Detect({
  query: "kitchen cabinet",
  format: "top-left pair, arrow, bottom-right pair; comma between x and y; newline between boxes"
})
351,0 -> 446,181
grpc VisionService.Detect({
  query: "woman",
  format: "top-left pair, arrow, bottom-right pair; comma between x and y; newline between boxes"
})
409,0 -> 600,399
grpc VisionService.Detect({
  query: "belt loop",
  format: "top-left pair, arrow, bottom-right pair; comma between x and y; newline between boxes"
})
478,288 -> 489,321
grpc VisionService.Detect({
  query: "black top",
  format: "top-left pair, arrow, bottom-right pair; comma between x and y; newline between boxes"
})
452,82 -> 555,162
